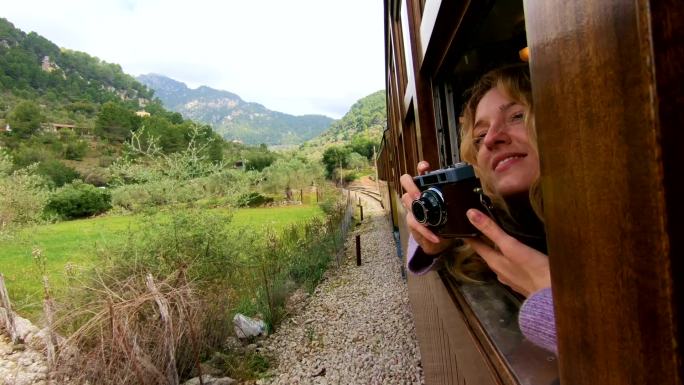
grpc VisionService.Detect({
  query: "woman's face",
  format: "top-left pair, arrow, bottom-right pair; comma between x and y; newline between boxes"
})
472,87 -> 539,197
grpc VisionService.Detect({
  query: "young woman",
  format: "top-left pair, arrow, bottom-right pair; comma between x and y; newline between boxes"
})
399,65 -> 557,353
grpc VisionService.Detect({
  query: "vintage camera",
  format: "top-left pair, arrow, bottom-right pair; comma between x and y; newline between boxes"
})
411,163 -> 485,238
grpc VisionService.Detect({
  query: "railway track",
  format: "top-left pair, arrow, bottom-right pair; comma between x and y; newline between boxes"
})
347,185 -> 383,205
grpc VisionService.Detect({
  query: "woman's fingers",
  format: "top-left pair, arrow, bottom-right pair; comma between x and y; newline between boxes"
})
417,161 -> 431,174
466,208 -> 516,250
401,192 -> 414,211
400,174 -> 420,197
464,237 -> 502,269
465,208 -> 551,297
407,211 -> 440,243
400,161 -> 450,253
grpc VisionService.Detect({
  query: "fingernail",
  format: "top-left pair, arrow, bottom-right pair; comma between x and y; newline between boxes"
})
467,209 -> 483,224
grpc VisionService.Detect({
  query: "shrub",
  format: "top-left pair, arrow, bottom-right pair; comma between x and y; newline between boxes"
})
318,193 -> 342,216
236,192 -> 273,208
321,145 -> 350,178
36,159 -> 80,187
0,156 -> 50,230
64,140 -> 89,160
12,144 -> 51,167
45,180 -> 112,219
343,171 -> 359,183
110,180 -> 202,212
245,150 -> 277,172
7,100 -> 45,138
347,151 -> 368,170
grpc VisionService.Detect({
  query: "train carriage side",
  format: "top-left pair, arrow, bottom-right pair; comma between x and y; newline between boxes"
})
379,1 -> 683,385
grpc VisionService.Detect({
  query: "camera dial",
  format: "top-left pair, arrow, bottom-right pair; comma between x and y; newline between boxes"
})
412,187 -> 447,227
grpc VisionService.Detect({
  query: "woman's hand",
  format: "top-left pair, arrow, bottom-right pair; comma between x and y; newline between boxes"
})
464,208 -> 551,297
400,161 -> 456,255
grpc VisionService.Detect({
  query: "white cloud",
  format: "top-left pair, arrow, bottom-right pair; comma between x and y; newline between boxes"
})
2,0 -> 385,118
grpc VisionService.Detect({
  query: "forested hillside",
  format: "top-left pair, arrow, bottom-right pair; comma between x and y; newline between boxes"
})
0,18 -> 271,188
0,18 -> 152,122
138,73 -> 334,146
310,90 -> 386,144
301,90 -> 386,179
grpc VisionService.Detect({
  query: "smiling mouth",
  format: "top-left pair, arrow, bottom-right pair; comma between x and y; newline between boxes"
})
493,154 -> 526,171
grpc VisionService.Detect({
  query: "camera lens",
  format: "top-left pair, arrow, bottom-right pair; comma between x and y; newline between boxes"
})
411,187 -> 447,227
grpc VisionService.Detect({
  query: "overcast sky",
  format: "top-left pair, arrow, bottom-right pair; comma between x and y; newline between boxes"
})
2,0 -> 385,119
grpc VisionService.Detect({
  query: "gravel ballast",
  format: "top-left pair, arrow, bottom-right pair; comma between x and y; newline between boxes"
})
258,192 -> 424,385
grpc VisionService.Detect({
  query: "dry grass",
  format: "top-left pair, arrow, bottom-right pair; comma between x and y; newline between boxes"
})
53,269 -> 225,385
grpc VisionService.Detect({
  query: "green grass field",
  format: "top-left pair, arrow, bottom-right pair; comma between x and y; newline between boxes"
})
0,204 -> 323,318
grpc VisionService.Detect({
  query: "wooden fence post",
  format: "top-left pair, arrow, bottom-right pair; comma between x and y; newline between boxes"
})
42,276 -> 57,372
0,274 -> 19,344
146,274 -> 179,385
356,235 -> 361,266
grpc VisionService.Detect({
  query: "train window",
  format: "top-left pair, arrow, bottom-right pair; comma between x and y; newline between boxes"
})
429,0 -> 560,383
432,83 -> 460,168
383,0 -> 560,381
391,18 -> 409,96
400,1 -> 414,91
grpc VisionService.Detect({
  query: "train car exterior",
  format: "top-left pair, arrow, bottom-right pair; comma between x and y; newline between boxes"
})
379,1 -> 683,385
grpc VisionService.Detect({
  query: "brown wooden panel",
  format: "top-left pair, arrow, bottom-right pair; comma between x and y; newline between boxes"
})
648,0 -> 684,375
402,0 -> 439,167
404,114 -> 419,172
408,268 -> 500,385
524,0 -> 683,384
418,0 -> 470,73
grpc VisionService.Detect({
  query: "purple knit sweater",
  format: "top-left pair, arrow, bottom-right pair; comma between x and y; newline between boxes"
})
407,235 -> 558,353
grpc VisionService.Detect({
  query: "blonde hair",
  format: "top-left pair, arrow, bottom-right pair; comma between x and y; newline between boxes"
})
445,64 -> 544,282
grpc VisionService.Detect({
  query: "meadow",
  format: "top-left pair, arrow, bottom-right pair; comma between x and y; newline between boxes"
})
0,204 -> 324,318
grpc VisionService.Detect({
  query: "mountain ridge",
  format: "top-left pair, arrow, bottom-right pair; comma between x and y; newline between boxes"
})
137,74 -> 334,146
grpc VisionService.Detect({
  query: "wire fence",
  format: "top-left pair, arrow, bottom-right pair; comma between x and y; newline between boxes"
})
329,189 -> 355,267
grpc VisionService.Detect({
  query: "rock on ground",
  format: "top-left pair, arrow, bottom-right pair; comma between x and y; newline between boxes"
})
0,333 -> 49,385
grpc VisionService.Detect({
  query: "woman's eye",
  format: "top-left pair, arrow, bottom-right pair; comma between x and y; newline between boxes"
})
509,112 -> 524,122
473,132 -> 486,146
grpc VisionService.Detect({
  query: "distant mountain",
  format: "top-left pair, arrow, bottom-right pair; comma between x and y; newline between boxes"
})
137,74 -> 334,146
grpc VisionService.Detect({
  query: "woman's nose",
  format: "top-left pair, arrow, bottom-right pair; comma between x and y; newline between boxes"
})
483,119 -> 510,148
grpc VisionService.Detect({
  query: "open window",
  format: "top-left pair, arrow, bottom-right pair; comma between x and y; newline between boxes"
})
429,2 -> 558,383
383,0 -> 559,384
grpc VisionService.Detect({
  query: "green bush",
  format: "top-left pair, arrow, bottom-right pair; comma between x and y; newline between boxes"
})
0,154 -> 50,230
36,159 -> 80,187
110,179 -> 202,212
12,144 -> 51,168
318,194 -> 342,216
102,209 -> 237,282
236,192 -> 273,208
343,171 -> 359,183
45,180 -> 112,219
64,140 -> 89,160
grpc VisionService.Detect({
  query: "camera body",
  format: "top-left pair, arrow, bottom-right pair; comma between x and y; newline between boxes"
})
411,163 -> 484,238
